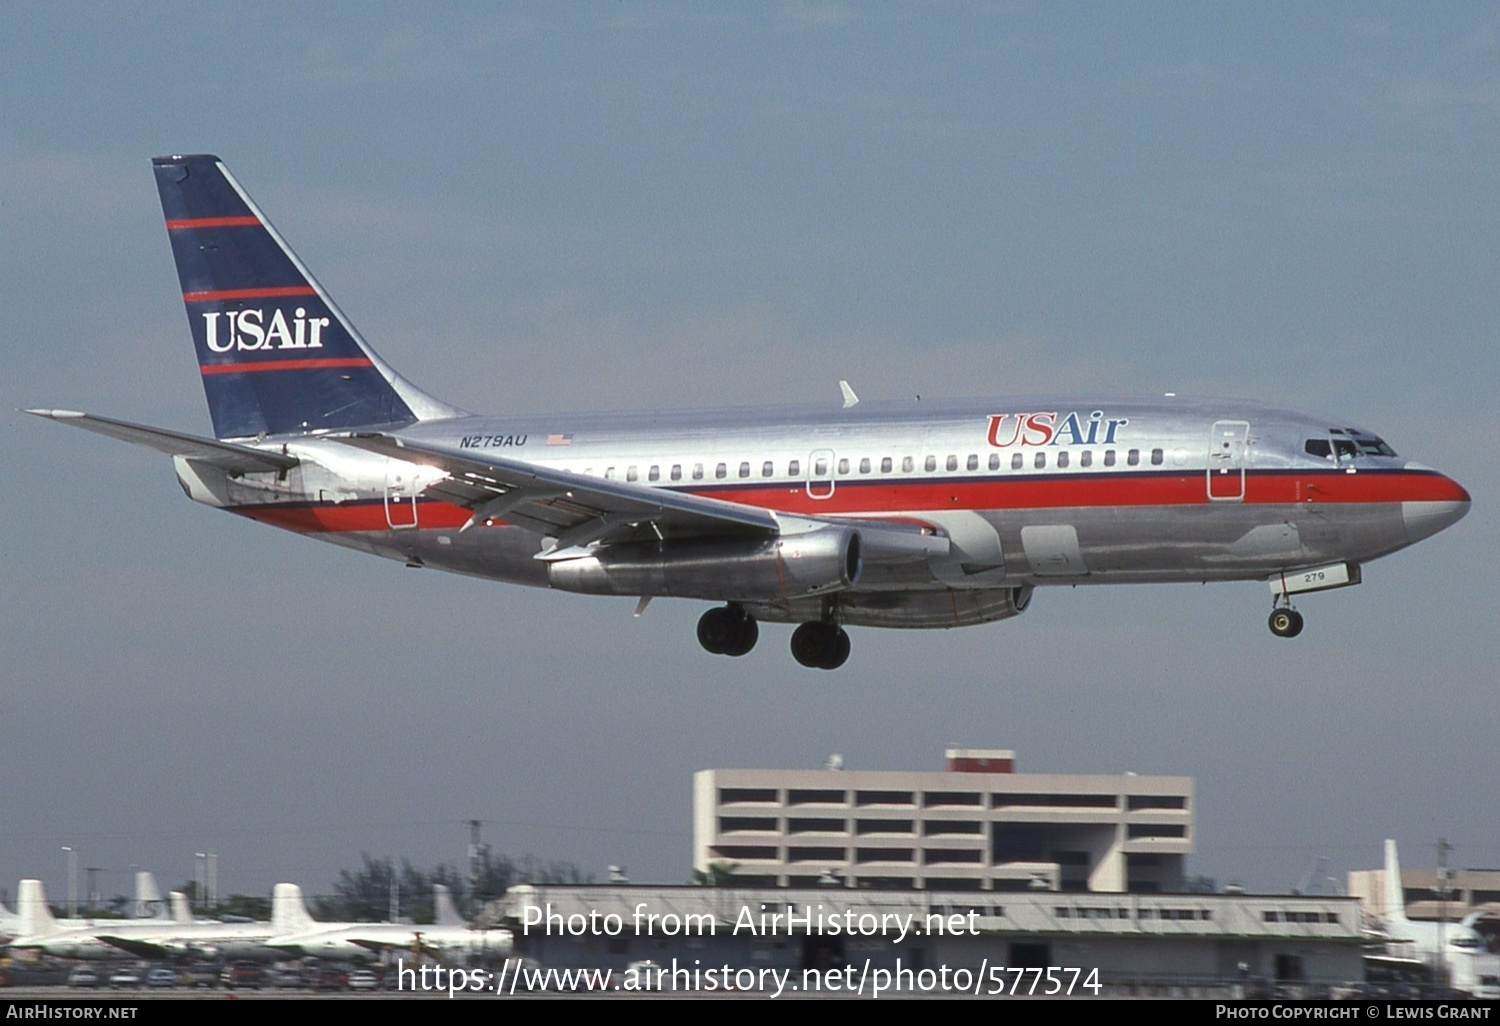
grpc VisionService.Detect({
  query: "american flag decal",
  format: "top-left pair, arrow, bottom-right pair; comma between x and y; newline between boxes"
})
546,433 -> 574,446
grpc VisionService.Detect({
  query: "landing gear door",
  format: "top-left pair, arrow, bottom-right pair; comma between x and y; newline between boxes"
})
1207,420 -> 1250,501
806,449 -> 836,501
385,459 -> 419,529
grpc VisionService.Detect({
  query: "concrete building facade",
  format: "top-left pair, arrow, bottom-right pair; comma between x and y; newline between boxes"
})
693,748 -> 1191,893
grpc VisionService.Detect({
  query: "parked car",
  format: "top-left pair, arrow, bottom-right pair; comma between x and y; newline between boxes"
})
107,967 -> 142,989
145,968 -> 177,989
268,967 -> 309,989
312,966 -> 349,991
348,969 -> 382,991
220,961 -> 266,990
67,966 -> 102,988
179,963 -> 218,988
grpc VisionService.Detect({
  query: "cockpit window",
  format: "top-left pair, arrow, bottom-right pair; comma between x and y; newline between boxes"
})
1307,436 -> 1394,460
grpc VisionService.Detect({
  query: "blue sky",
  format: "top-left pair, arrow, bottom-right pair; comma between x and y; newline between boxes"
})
2,3 -> 1496,904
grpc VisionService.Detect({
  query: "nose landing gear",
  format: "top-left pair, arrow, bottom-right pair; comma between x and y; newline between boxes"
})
1268,604 -> 1304,638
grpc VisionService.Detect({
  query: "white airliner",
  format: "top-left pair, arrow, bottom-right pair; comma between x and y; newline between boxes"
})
1368,839 -> 1493,995
28,155 -> 1471,669
266,883 -> 512,962
10,879 -> 313,962
12,871 -> 172,946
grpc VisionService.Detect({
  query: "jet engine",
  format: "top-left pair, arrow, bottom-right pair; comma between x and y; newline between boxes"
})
547,528 -> 861,601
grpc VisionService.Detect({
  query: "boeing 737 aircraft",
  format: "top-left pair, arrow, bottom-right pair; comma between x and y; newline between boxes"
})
29,155 -> 1471,669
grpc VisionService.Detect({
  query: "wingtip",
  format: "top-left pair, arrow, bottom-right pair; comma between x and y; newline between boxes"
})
23,408 -> 83,419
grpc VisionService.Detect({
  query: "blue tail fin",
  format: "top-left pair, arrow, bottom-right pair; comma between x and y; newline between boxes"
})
153,154 -> 462,440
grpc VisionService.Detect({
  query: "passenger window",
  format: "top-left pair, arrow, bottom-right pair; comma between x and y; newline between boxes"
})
881,457 -> 893,473
762,461 -> 774,478
1011,453 -> 1023,471
925,456 -> 937,472
988,454 -> 1000,471
1127,449 -> 1140,466
670,464 -> 682,481
1034,452 -> 1046,469
966,454 -> 978,471
837,458 -> 849,474
605,467 -> 616,480
788,459 -> 800,477
859,458 -> 871,474
902,456 -> 914,473
1080,451 -> 1093,468
627,466 -> 638,482
1057,451 -> 1070,468
946,455 -> 958,471
1104,451 -> 1116,468
715,463 -> 727,479
814,458 -> 828,476
1151,448 -> 1164,466
648,465 -> 660,481
738,462 -> 750,478
692,464 -> 704,481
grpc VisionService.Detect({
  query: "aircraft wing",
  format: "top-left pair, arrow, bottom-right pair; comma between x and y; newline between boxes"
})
26,410 -> 298,475
337,432 -> 782,549
95,935 -> 173,959
337,433 -> 949,562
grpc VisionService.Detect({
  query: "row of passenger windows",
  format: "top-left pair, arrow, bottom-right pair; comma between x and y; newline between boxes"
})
595,449 -> 1169,483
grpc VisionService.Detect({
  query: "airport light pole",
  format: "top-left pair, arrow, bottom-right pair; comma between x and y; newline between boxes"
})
85,867 -> 103,913
61,846 -> 77,918
195,852 -> 206,913
1437,839 -> 1453,990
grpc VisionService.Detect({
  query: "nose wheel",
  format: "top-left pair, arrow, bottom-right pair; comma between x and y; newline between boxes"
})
790,622 -> 851,669
1268,606 -> 1304,638
697,604 -> 758,656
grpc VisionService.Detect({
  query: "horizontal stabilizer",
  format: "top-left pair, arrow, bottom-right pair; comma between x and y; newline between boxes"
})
26,410 -> 297,473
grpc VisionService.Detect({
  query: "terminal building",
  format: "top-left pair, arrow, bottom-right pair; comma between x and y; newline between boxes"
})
488,748 -> 1372,992
692,748 -> 1191,893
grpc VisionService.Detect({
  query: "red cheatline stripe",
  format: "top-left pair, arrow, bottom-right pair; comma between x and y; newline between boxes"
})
182,285 -> 317,302
684,469 -> 1468,513
229,469 -> 1465,536
200,357 -> 373,375
165,216 -> 260,229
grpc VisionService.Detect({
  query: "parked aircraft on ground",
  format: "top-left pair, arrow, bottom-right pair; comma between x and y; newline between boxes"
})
10,879 -> 313,962
28,156 -> 1471,668
1369,839 -> 1491,995
12,872 -> 173,946
266,884 -> 512,962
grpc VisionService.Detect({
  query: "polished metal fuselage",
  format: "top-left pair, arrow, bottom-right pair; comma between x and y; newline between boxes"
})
185,394 -> 1468,629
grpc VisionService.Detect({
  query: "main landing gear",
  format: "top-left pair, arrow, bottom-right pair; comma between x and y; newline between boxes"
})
697,604 -> 758,657
696,604 -> 851,669
790,622 -> 851,670
1268,602 -> 1304,638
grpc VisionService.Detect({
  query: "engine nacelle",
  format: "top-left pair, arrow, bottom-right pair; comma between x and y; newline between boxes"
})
548,528 -> 862,601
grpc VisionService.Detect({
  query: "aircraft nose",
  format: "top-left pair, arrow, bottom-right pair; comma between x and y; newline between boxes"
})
1402,474 -> 1471,544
